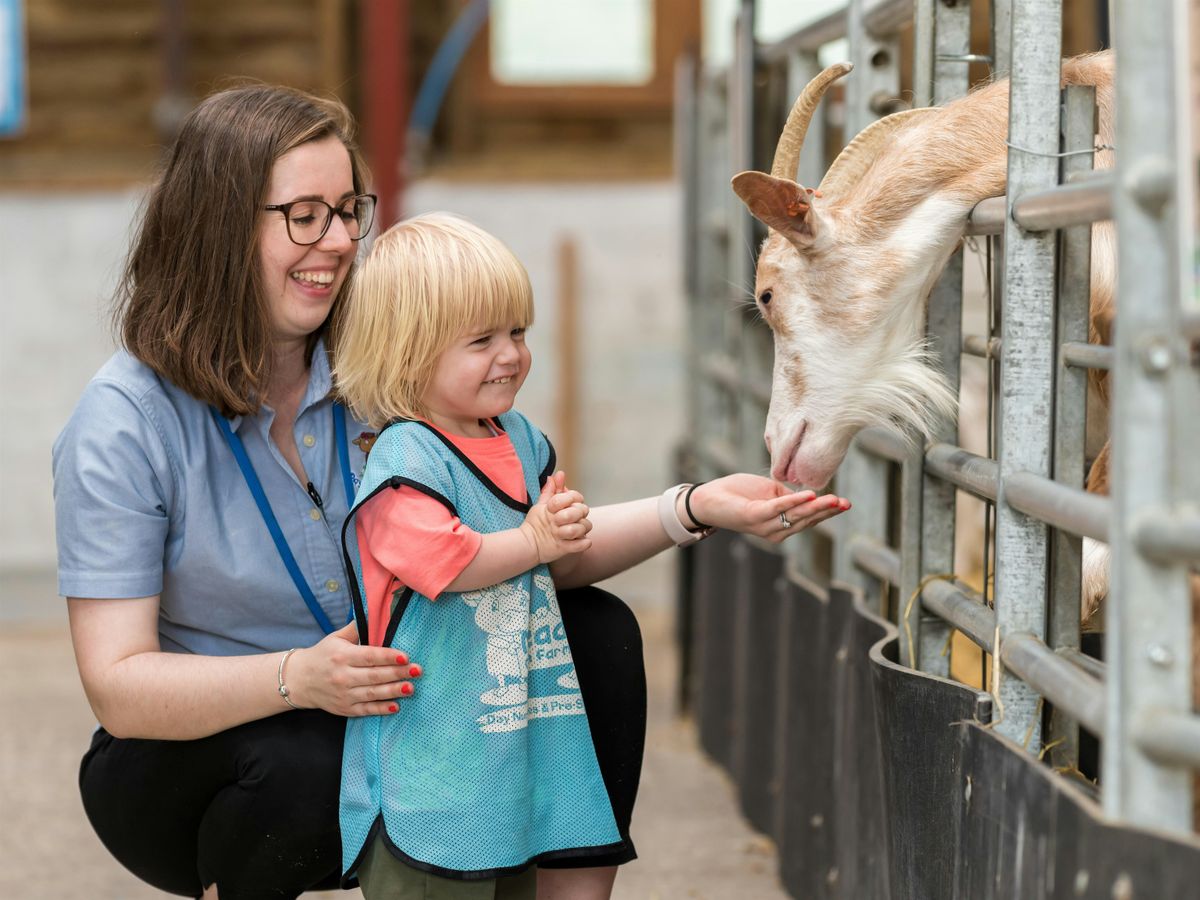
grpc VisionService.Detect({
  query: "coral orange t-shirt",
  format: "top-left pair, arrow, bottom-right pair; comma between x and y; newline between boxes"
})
354,422 -> 530,646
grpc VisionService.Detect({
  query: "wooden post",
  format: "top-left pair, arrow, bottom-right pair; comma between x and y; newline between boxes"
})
361,0 -> 410,229
556,235 -> 580,487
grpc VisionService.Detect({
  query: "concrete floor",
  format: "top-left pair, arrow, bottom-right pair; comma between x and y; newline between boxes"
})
0,566 -> 788,900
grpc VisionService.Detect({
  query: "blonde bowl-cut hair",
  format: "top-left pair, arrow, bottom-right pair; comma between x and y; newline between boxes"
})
333,213 -> 534,430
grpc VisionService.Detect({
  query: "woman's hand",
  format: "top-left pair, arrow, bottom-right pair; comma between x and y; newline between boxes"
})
682,473 -> 850,545
286,621 -> 422,717
520,470 -> 592,564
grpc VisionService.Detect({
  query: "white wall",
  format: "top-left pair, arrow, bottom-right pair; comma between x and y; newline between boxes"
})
0,182 -> 686,591
2,190 -> 140,571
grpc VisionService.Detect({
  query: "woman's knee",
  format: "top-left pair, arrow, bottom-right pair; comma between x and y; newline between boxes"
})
195,711 -> 345,895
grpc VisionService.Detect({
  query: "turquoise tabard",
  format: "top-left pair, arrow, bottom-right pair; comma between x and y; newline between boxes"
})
338,411 -> 625,880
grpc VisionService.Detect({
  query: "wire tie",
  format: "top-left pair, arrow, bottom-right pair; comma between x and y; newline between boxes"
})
1004,140 -> 1115,159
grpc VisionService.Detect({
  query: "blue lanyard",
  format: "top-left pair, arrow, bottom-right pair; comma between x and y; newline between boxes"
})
211,403 -> 356,635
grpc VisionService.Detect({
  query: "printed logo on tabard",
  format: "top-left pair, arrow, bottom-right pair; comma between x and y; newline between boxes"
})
462,572 -> 582,733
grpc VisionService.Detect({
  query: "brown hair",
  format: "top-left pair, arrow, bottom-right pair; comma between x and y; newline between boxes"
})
114,83 -> 369,416
333,213 -> 535,430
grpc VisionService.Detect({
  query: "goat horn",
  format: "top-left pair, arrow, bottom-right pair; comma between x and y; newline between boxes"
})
770,62 -> 854,181
818,107 -> 941,198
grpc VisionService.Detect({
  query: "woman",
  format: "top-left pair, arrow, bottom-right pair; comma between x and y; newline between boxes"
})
53,84 -> 848,900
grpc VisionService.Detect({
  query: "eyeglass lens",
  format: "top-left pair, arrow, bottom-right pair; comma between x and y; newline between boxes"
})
286,196 -> 375,245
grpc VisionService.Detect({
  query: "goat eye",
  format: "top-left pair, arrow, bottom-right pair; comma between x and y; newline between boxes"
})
759,290 -> 773,306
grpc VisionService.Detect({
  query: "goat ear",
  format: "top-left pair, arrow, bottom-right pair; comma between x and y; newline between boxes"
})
731,171 -> 820,247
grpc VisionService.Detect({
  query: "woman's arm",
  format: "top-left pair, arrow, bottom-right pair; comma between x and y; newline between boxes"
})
69,595 -> 417,740
550,474 -> 849,589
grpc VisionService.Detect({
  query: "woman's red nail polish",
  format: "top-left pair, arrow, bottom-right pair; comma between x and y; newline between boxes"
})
400,683 -> 414,697
408,664 -> 422,678
395,653 -> 409,665
388,703 -> 399,713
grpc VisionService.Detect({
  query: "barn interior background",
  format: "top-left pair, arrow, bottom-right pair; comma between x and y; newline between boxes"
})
1,1 -> 1198,898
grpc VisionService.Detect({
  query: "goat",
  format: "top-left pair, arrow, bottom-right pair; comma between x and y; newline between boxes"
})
731,51 -> 1114,493
732,52 -> 1199,825
731,52 -> 1115,621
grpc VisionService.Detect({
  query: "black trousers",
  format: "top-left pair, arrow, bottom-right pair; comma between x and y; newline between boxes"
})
79,586 -> 646,899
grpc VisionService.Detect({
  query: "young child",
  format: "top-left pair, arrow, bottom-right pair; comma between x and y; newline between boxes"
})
333,213 -> 850,899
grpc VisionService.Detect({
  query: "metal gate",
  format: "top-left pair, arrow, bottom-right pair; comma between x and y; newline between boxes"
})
676,0 -> 1200,896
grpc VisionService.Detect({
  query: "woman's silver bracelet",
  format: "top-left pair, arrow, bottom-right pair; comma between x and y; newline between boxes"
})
277,648 -> 300,710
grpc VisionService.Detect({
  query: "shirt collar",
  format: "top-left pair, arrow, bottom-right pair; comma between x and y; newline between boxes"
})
223,338 -> 333,433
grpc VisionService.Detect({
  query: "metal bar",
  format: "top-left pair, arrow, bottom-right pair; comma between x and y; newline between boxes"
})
912,0 -> 935,107
848,534 -> 901,586
694,71 -> 732,482
697,437 -> 740,478
924,443 -> 999,502
898,438 -> 925,668
1058,647 -> 1106,682
813,517 -> 839,542
932,0 -> 971,107
731,4 -> 761,476
863,0 -> 914,39
1061,341 -> 1112,371
991,0 -> 1013,78
1105,0 -> 1196,831
1004,471 -> 1110,543
1065,168 -> 1109,185
1045,85 -> 1096,770
1135,709 -> 1200,769
857,425 -> 911,463
965,196 -> 1007,235
991,0 -> 1064,752
833,443 -> 892,600
1012,176 -> 1113,232
759,9 -> 847,62
698,355 -> 771,407
847,0 -> 901,137
962,334 -> 1001,360
1133,512 -> 1200,564
1000,632 -> 1107,737
937,52 -> 992,65
921,578 -> 996,654
678,54 -> 700,309
907,0 -> 970,678
966,175 -> 1115,236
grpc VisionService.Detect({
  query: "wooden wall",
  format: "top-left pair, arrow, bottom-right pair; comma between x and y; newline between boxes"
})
0,0 -> 351,189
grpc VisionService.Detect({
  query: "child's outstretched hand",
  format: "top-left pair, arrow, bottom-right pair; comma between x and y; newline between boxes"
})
519,470 -> 592,564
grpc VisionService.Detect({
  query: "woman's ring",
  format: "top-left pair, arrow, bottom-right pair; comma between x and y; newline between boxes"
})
779,512 -> 794,530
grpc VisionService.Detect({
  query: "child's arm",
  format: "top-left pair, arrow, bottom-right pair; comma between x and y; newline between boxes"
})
550,474 -> 850,589
444,471 -> 591,593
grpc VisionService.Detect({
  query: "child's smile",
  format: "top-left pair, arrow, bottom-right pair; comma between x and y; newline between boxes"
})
423,323 -> 531,437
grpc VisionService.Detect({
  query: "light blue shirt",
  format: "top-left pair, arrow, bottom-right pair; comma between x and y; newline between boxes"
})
53,344 -> 371,656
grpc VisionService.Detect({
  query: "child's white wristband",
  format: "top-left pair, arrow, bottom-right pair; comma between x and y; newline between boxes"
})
658,484 -> 714,547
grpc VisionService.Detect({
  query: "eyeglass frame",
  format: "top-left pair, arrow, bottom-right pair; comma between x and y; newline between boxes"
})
262,193 -> 378,246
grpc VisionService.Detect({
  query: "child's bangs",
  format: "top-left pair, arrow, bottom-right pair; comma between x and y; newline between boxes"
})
462,268 -> 534,335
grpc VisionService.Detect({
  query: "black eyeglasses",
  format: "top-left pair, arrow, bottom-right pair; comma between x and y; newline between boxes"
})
263,193 -> 377,246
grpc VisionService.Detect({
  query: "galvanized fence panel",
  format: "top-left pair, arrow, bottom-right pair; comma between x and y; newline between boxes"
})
1103,0 -> 1197,830
675,0 -> 1200,894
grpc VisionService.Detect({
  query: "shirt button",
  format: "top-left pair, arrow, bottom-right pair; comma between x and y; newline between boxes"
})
302,434 -> 316,448
309,508 -> 322,521
325,579 -> 340,592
